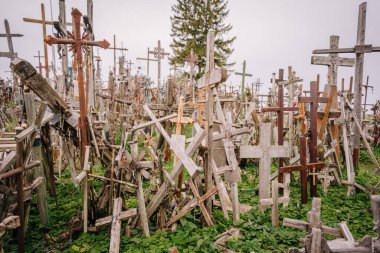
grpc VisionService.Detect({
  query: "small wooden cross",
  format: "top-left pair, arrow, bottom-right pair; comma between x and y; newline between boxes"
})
279,136 -> 325,204
298,80 -> 328,197
234,60 -> 252,100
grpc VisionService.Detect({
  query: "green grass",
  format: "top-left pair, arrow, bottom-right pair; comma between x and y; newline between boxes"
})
4,145 -> 380,253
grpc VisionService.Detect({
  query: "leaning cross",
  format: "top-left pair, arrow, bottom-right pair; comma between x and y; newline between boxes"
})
298,81 -> 328,198
0,19 -> 22,60
44,8 -> 110,165
262,68 -> 298,190
312,3 -> 380,170
279,136 -> 325,204
240,122 -> 289,210
234,60 -> 252,100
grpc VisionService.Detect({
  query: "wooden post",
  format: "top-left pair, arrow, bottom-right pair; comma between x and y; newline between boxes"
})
109,197 -> 122,253
15,126 -> 25,253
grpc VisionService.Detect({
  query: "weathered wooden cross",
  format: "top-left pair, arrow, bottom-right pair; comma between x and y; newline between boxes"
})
279,136 -> 325,204
240,122 -> 289,210
149,40 -> 170,94
137,47 -> 158,78
44,8 -> 110,165
198,30 -> 228,213
185,48 -> 199,101
262,68 -> 298,191
312,2 -> 380,170
0,19 -> 21,60
235,60 -> 252,100
298,81 -> 328,198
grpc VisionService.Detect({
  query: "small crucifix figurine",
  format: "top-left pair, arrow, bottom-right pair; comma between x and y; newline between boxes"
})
45,8 -> 110,165
298,80 -> 328,198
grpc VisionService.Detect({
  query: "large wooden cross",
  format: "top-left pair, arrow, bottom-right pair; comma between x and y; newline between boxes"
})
240,122 -> 289,209
198,31 -> 228,213
44,8 -> 110,165
312,2 -> 380,170
298,81 -> 328,197
262,68 -> 298,190
279,136 -> 325,204
235,60 -> 252,100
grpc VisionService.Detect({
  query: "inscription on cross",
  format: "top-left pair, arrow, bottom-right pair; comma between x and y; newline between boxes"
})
298,81 -> 328,197
45,8 -> 110,165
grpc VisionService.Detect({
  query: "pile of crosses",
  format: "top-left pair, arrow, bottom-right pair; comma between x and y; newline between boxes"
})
0,1 -> 379,253
284,196 -> 380,253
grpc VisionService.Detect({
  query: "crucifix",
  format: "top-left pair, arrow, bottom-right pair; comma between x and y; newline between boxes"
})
149,40 -> 170,95
312,2 -> 380,170
198,31 -> 228,213
240,122 -> 289,210
279,136 -> 325,204
45,8 -> 110,165
262,68 -> 299,190
362,75 -> 373,120
185,48 -> 199,102
234,60 -> 252,100
298,81 -> 328,197
137,47 -> 158,78
34,50 -> 46,76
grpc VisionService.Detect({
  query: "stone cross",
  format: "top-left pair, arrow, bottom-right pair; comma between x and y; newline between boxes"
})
312,2 -> 380,170
235,60 -> 252,100
279,136 -> 325,204
44,8 -> 110,165
240,122 -> 289,209
262,68 -> 298,190
198,31 -> 228,213
298,81 -> 328,197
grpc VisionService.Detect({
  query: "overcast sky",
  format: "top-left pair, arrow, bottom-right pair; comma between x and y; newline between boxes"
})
0,0 -> 379,104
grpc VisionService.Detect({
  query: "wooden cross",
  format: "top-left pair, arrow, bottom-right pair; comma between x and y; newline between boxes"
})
298,81 -> 328,197
0,19 -> 21,60
149,40 -> 170,92
240,122 -> 289,209
279,136 -> 325,204
253,78 -> 263,94
137,47 -> 158,77
198,31 -> 228,213
33,50 -> 46,76
362,75 -> 373,120
185,48 -> 199,102
44,8 -> 110,165
312,2 -> 380,170
235,60 -> 252,100
262,68 -> 298,190
23,4 -> 50,78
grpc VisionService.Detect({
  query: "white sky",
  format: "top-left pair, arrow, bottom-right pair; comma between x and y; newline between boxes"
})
0,0 -> 379,104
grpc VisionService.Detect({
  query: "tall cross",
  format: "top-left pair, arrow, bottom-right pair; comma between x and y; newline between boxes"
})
185,48 -> 199,102
279,136 -> 325,204
312,2 -> 380,170
34,50 -> 46,75
198,31 -> 228,213
240,122 -> 289,209
149,40 -> 170,93
234,60 -> 252,100
262,68 -> 298,190
0,19 -> 22,87
23,4 -> 50,78
253,78 -> 263,94
45,8 -> 110,165
298,81 -> 328,197
137,47 -> 158,78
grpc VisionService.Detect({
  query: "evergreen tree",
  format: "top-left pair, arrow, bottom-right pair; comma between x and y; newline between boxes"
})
170,0 -> 235,78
